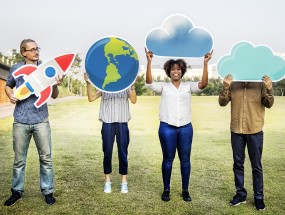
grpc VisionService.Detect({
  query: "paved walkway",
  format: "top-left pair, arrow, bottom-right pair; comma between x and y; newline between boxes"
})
0,96 -> 82,119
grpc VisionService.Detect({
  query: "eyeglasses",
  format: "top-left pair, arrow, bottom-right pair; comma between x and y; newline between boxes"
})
25,47 -> 41,53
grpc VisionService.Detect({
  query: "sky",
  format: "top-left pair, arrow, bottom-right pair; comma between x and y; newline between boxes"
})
1,0 -> 285,68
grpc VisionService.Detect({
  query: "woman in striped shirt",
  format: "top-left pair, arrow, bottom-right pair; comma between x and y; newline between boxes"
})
84,73 -> 137,194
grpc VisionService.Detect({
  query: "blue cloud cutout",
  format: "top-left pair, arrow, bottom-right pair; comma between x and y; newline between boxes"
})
217,41 -> 285,82
145,14 -> 213,58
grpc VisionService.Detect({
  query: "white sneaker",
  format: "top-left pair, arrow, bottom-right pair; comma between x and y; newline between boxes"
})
104,181 -> 111,193
120,182 -> 128,193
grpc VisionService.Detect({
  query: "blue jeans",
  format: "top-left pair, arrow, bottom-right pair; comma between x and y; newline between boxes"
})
101,122 -> 129,175
12,121 -> 54,195
159,122 -> 193,191
231,131 -> 264,199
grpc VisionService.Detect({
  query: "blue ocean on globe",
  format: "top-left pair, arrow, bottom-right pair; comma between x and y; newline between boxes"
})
85,37 -> 139,92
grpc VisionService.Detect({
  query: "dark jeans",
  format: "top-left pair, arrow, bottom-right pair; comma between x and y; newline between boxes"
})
101,122 -> 129,175
159,122 -> 193,191
231,131 -> 264,199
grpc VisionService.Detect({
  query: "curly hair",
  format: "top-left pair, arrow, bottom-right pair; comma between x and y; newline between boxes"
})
163,59 -> 188,78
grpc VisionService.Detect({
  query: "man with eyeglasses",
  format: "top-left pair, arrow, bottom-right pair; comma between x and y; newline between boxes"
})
4,39 -> 64,206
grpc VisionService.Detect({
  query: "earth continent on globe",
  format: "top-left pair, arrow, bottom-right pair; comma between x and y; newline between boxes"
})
85,36 -> 139,92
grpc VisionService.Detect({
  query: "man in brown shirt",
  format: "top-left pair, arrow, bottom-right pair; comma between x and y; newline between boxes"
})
219,74 -> 274,211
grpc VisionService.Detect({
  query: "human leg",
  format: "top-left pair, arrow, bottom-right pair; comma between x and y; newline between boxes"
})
177,123 -> 193,191
105,174 -> 111,182
120,176 -> 128,193
5,122 -> 32,206
115,123 -> 129,193
246,131 -> 264,199
121,175 -> 127,183
33,122 -> 55,205
11,122 -> 32,193
116,123 -> 129,176
246,131 -> 265,210
101,122 -> 116,175
101,123 -> 116,193
33,122 -> 54,195
230,132 -> 247,199
104,174 -> 112,193
158,122 -> 177,193
177,123 -> 193,201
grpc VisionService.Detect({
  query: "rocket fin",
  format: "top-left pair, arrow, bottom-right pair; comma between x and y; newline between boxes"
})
34,86 -> 52,108
55,54 -> 75,72
13,65 -> 37,78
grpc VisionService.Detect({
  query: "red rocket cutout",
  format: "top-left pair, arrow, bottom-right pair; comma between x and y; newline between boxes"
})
13,53 -> 75,108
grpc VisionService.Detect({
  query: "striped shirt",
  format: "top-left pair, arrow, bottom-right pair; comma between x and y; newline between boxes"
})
99,90 -> 131,123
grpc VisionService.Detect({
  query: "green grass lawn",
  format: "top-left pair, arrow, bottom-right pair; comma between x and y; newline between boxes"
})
0,96 -> 284,215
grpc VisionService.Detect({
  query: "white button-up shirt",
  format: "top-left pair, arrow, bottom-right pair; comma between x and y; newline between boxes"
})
146,81 -> 200,127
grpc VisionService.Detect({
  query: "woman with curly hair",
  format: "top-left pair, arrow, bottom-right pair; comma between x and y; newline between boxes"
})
145,48 -> 212,202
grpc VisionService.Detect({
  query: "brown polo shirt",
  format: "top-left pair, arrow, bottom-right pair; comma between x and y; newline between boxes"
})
219,82 -> 274,134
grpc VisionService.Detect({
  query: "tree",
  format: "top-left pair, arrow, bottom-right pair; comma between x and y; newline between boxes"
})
273,78 -> 285,96
164,76 -> 170,83
10,49 -> 25,63
134,74 -> 148,96
182,76 -> 193,82
8,49 -> 43,64
156,75 -> 161,82
68,54 -> 82,93
71,79 -> 84,96
196,78 -> 223,96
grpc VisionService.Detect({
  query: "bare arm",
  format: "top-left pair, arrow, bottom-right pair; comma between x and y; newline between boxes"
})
5,85 -> 18,104
51,85 -> 59,99
128,84 -> 137,104
86,83 -> 102,102
145,48 -> 153,84
198,50 -> 213,89
51,74 -> 66,99
84,73 -> 102,102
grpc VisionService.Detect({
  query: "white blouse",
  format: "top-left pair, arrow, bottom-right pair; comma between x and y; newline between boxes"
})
146,81 -> 200,127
